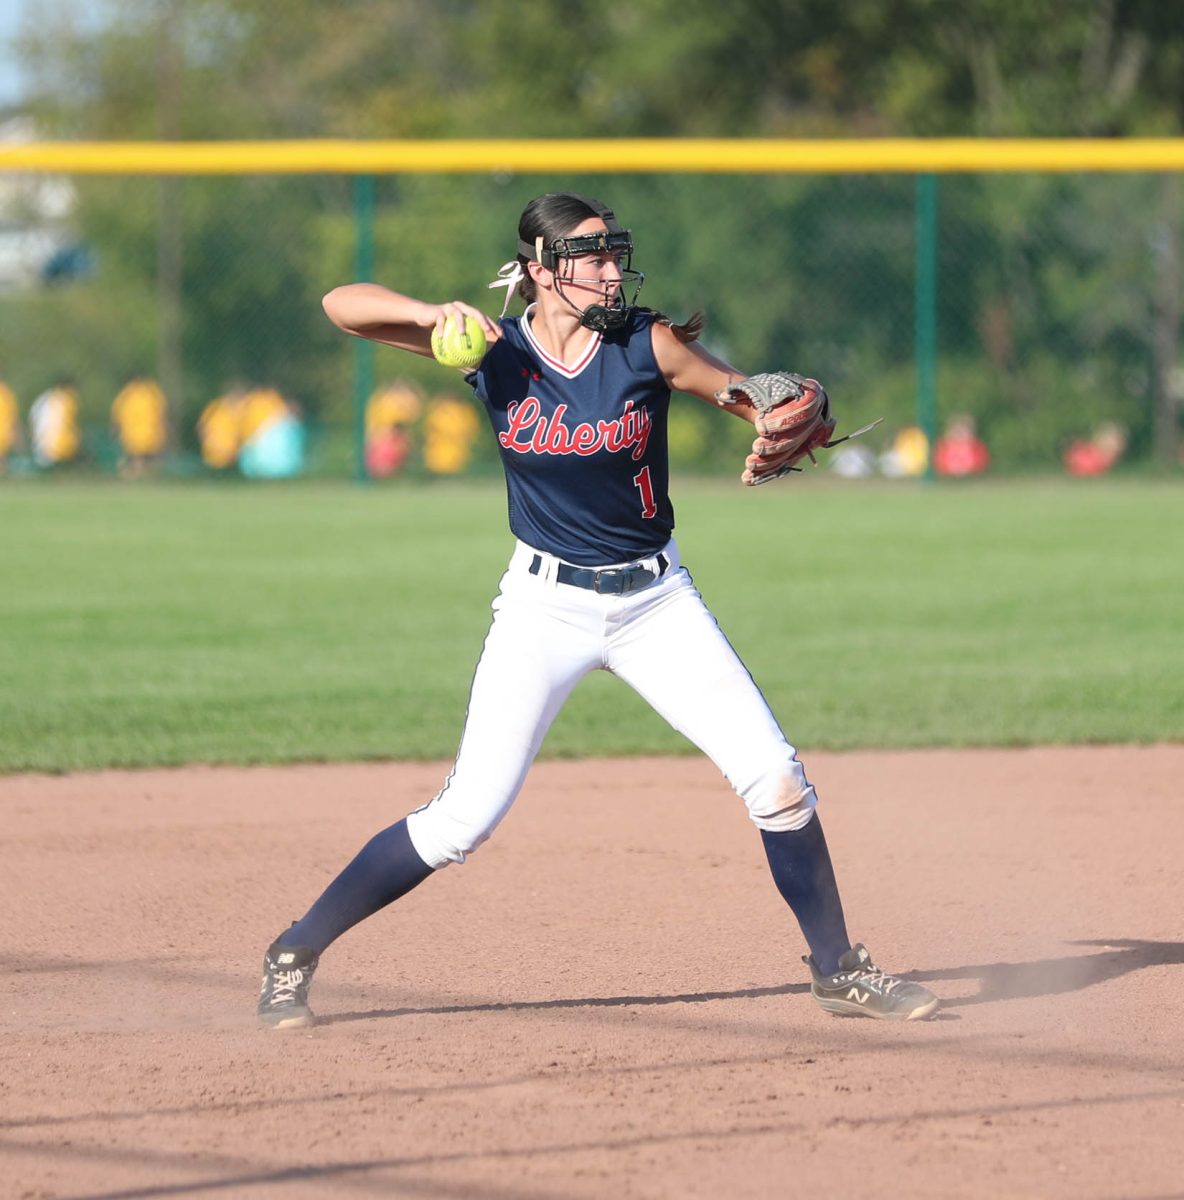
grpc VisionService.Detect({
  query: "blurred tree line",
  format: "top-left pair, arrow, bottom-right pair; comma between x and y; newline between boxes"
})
3,0 -> 1183,469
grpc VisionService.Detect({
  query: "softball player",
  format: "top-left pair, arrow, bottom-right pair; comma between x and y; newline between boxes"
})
257,192 -> 939,1028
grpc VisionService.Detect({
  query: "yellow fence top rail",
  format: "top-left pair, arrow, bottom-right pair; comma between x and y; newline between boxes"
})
2,137 -> 1184,175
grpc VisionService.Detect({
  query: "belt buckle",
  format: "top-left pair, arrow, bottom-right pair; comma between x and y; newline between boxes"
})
602,565 -> 653,594
592,568 -> 618,594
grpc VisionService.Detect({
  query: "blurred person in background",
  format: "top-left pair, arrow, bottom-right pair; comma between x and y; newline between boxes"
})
932,412 -> 989,477
29,379 -> 81,468
364,380 -> 421,478
879,424 -> 929,478
1063,421 -> 1127,477
198,385 -> 246,470
238,386 -> 288,450
238,390 -> 305,479
110,376 -> 168,478
0,379 -> 23,473
423,393 -> 480,474
828,442 -> 876,478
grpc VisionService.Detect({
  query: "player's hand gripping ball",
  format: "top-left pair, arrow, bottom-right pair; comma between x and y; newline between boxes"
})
431,314 -> 487,370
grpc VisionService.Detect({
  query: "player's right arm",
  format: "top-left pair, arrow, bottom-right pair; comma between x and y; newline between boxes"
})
322,284 -> 502,357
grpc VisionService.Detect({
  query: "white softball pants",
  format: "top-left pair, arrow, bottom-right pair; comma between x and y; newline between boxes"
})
406,539 -> 817,869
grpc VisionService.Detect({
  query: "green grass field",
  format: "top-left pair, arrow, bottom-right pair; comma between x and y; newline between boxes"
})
1,476 -> 1180,773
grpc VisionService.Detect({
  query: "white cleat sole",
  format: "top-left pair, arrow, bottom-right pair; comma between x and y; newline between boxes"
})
259,1010 -> 315,1030
815,995 -> 940,1021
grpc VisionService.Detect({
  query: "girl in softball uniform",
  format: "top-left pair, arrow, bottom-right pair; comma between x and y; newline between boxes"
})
257,192 -> 939,1027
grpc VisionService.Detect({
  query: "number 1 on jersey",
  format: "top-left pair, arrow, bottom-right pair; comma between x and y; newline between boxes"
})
632,465 -> 658,519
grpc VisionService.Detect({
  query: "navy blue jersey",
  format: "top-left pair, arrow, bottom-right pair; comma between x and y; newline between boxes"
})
468,307 -> 674,566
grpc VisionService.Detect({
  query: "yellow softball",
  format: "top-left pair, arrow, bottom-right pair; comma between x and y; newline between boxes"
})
431,314 -> 487,370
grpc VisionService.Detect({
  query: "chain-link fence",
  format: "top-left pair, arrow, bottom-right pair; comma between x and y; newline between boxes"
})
1,162 -> 1180,481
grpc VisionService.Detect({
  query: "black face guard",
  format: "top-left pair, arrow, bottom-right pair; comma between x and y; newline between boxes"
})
518,197 -> 646,332
552,260 -> 645,332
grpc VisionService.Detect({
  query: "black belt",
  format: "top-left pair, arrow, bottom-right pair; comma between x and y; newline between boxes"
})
529,552 -> 670,595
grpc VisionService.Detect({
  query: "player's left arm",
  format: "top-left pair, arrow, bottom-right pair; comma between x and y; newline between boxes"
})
650,322 -> 759,424
651,319 -> 864,487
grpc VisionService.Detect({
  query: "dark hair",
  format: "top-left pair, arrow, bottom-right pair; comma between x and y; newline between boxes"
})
515,193 -> 602,305
514,192 -> 704,342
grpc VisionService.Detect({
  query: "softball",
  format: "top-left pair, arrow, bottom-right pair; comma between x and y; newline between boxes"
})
431,314 -> 487,370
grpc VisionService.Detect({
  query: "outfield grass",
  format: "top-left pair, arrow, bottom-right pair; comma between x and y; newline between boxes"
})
1,476 -> 1180,773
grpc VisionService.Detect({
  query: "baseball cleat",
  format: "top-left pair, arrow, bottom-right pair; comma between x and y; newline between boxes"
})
257,940 -> 320,1029
804,943 -> 939,1021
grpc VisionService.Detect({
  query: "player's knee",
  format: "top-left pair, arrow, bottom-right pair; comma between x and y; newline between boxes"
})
405,805 -> 494,868
743,765 -> 817,833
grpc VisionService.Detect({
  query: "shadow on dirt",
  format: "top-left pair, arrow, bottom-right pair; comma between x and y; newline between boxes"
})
322,938 -> 1183,1025
913,938 -> 1184,1008
322,979 -> 813,1026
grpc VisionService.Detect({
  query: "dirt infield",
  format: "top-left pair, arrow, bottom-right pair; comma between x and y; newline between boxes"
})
3,746 -> 1181,1200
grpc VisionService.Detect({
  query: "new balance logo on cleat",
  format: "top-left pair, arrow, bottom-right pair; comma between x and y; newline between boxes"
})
257,939 -> 320,1029
803,943 -> 939,1022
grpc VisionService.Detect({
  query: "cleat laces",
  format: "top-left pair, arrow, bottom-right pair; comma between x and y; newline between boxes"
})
265,967 -> 307,1008
862,968 -> 901,994
841,962 -> 901,995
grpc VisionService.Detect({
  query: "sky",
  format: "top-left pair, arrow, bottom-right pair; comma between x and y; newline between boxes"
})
0,0 -> 112,109
0,0 -> 24,107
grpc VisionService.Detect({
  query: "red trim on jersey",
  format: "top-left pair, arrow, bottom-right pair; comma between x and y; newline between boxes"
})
521,307 -> 602,379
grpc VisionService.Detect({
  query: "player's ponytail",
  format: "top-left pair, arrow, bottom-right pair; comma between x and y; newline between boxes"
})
643,308 -> 706,344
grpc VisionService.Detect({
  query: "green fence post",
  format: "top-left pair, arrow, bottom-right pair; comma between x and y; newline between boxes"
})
915,173 -> 938,479
353,174 -> 376,483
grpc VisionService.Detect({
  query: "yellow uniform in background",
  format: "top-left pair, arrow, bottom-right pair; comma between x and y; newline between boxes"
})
879,425 -> 929,478
366,382 -> 422,435
424,395 -> 479,474
198,390 -> 245,469
111,378 -> 168,472
0,381 -> 20,463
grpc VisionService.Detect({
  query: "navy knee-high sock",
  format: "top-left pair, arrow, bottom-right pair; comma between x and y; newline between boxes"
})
276,818 -> 435,955
760,814 -> 850,976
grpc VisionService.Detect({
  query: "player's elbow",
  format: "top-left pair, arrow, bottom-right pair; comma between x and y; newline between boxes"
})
321,287 -> 355,331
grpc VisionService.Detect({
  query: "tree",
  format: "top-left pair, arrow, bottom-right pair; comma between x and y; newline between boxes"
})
8,0 -> 1183,464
